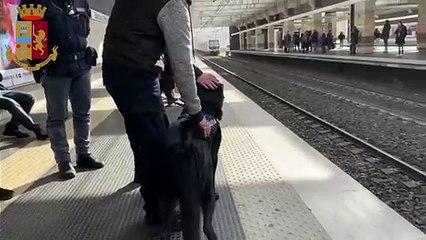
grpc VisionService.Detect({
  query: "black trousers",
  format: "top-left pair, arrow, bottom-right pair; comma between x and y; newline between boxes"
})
350,43 -> 357,54
159,73 -> 175,93
102,62 -> 172,223
0,90 -> 36,132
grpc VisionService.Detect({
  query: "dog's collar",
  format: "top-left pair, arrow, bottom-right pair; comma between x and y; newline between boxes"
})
204,113 -> 217,125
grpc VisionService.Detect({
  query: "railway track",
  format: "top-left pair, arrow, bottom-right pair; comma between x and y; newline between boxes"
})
201,55 -> 426,232
223,56 -> 426,125
228,56 -> 426,107
200,56 -> 426,183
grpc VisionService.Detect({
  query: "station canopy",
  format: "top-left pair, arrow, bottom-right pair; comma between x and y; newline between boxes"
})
191,0 -> 278,28
190,0 -> 420,29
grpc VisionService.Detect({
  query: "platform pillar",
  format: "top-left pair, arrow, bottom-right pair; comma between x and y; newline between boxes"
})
353,0 -> 375,54
239,33 -> 244,50
246,30 -> 251,49
268,25 -> 275,51
284,20 -> 295,33
417,0 -> 426,51
312,13 -> 322,32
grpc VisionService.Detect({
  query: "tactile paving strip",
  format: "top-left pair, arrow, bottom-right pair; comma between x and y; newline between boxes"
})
218,120 -> 331,240
0,109 -> 245,240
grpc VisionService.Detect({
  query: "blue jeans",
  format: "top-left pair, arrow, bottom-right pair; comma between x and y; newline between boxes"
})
41,71 -> 91,163
102,62 -> 170,223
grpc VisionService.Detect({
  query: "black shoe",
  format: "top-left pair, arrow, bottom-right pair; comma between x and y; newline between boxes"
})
76,154 -> 104,169
0,187 -> 14,201
3,129 -> 29,138
133,175 -> 141,184
33,124 -> 48,140
58,162 -> 76,180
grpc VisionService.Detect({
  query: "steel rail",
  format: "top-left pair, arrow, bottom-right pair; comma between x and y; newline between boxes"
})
200,55 -> 426,182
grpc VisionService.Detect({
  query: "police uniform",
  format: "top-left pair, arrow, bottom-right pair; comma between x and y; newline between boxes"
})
20,0 -> 104,179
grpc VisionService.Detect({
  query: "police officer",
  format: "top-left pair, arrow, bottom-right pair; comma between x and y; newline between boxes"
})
102,0 -> 220,231
20,0 -> 104,179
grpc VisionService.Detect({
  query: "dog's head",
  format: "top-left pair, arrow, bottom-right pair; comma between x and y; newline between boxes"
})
197,82 -> 224,120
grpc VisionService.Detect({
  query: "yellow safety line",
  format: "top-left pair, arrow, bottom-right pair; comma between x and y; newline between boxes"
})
0,85 -> 116,205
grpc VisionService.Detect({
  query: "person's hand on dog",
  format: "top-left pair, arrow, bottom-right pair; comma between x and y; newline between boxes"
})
197,73 -> 221,90
198,116 -> 212,138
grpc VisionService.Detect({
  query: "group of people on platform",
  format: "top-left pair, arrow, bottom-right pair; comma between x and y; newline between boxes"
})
374,20 -> 408,55
280,20 -> 408,56
282,29 -> 336,54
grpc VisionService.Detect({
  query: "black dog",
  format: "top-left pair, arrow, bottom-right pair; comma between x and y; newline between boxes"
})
162,82 -> 224,240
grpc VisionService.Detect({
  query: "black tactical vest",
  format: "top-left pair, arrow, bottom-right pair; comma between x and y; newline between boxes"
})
102,0 -> 170,72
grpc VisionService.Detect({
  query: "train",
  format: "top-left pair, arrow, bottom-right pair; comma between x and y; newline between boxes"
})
208,39 -> 220,55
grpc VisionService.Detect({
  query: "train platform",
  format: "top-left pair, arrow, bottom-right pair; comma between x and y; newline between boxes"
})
1,58 -> 425,240
230,49 -> 426,71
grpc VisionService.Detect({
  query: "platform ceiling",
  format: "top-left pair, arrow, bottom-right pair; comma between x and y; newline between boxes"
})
191,0 -> 278,28
191,0 -> 419,29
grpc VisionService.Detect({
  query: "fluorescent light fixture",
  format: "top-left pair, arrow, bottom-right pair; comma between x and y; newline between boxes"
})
231,0 -> 365,36
375,14 -> 418,23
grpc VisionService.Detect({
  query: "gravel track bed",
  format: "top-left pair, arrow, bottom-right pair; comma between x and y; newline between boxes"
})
204,60 -> 426,233
229,57 -> 426,122
230,56 -> 426,104
212,57 -> 426,171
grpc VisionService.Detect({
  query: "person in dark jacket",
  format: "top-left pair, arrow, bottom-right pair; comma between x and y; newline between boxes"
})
0,73 -> 47,139
20,0 -> 104,180
374,28 -> 381,46
311,30 -> 319,52
293,31 -> 300,52
350,26 -> 360,55
320,32 -> 327,53
283,31 -> 291,53
395,21 -> 407,55
102,0 -> 218,231
338,32 -> 345,48
381,20 -> 391,53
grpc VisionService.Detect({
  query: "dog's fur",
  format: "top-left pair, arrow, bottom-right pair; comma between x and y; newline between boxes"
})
163,83 -> 224,240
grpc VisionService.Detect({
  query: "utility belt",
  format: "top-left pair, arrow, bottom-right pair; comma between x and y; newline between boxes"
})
56,51 -> 86,63
55,47 -> 98,66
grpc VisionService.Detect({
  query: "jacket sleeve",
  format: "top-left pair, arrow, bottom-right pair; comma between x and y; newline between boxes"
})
86,0 -> 91,36
157,0 -> 202,117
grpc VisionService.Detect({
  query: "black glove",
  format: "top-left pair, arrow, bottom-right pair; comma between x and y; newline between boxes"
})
85,46 -> 98,66
32,70 -> 43,83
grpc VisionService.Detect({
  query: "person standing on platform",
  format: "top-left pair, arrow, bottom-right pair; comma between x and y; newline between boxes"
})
102,0 -> 219,232
382,20 -> 391,53
20,0 -> 104,180
283,31 -> 291,53
338,32 -> 345,49
350,26 -> 360,55
395,21 -> 407,56
374,28 -> 381,46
